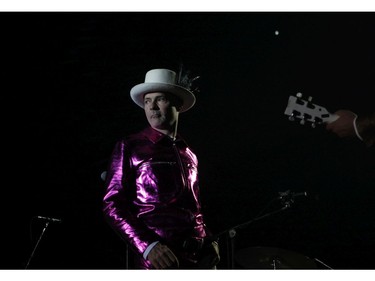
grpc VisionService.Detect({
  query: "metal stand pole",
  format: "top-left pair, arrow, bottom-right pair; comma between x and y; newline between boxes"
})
25,221 -> 50,269
125,243 -> 129,269
314,258 -> 334,269
226,229 -> 237,269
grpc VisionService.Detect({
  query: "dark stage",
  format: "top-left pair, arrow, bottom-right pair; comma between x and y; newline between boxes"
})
2,12 -> 374,269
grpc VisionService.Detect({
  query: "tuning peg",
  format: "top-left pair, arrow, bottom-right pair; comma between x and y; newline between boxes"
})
311,122 -> 316,128
300,118 -> 305,125
288,114 -> 295,121
296,92 -> 303,98
314,117 -> 323,126
308,96 -> 313,102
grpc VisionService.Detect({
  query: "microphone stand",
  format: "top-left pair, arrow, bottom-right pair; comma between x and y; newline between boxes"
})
25,221 -> 50,269
215,191 -> 302,269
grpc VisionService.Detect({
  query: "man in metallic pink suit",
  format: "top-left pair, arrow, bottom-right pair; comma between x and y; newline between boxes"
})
103,68 -> 220,269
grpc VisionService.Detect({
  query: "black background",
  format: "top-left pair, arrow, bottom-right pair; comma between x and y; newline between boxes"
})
1,12 -> 374,269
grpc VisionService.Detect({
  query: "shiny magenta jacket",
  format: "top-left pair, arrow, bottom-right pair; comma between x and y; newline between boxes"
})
103,126 -> 208,258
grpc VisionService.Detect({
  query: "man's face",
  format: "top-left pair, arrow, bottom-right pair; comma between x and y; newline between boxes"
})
143,92 -> 180,131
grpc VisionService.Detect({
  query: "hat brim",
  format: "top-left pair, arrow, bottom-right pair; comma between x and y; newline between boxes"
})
130,83 -> 196,113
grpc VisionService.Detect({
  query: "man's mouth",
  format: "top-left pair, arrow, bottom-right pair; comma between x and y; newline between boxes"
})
151,113 -> 161,118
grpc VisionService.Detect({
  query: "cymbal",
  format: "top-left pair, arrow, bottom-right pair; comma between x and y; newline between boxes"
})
235,246 -> 317,269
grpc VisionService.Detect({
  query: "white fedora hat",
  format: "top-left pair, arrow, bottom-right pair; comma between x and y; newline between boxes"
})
130,68 -> 196,113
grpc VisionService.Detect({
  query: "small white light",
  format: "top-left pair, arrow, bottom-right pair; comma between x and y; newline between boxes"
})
275,30 -> 279,36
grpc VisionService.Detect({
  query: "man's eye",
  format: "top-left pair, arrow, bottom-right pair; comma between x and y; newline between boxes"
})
157,97 -> 167,102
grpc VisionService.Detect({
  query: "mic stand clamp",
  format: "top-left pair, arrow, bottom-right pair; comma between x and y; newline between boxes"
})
279,190 -> 294,209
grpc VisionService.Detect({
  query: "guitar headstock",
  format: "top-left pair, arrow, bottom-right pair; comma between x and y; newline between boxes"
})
284,93 -> 339,128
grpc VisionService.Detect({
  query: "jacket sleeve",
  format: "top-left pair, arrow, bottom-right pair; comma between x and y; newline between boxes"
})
102,140 -> 159,256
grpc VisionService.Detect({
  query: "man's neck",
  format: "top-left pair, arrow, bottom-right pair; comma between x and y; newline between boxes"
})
151,117 -> 179,140
152,127 -> 175,138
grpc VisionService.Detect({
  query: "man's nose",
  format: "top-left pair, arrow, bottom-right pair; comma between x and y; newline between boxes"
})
149,100 -> 159,110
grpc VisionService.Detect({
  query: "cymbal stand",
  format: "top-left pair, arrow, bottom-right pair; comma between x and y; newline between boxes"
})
25,221 -> 50,269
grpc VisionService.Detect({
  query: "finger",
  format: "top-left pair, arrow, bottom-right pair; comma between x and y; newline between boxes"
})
149,245 -> 179,269
160,247 -> 179,268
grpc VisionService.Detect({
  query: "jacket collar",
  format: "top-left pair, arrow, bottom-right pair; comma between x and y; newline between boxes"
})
143,127 -> 165,143
142,126 -> 182,144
